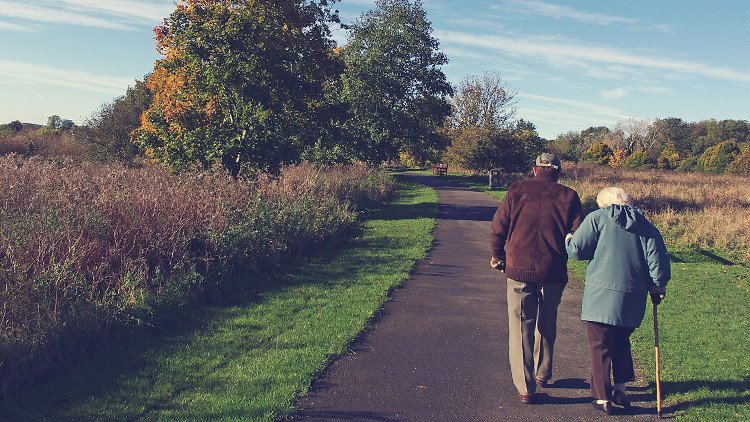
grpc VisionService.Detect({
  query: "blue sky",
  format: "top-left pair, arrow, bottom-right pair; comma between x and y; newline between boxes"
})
1,0 -> 748,139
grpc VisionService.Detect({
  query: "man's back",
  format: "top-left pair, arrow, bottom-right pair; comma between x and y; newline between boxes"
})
491,176 -> 582,284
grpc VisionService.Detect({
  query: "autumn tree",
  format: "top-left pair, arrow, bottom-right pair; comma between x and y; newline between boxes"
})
135,0 -> 342,175
341,0 -> 452,164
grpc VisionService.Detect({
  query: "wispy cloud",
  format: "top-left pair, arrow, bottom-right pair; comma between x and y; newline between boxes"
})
0,0 -> 172,31
0,60 -> 133,94
57,0 -> 174,23
0,19 -> 32,31
507,0 -> 638,25
520,92 -> 633,120
600,85 -> 671,100
0,0 -> 131,30
436,30 -> 750,83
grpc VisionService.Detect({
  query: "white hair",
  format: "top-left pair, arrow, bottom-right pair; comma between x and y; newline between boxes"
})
596,187 -> 633,208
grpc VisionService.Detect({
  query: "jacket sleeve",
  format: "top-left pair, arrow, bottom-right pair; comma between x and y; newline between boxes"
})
490,194 -> 512,259
643,227 -> 671,288
566,212 -> 599,261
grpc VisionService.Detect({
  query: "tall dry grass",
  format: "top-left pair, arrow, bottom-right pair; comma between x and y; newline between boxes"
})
0,156 -> 393,395
562,162 -> 750,260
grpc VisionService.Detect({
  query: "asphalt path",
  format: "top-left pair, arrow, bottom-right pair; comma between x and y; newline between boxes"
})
288,174 -> 658,421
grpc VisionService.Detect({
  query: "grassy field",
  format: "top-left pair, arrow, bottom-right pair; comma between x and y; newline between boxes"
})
443,169 -> 750,420
0,179 -> 438,421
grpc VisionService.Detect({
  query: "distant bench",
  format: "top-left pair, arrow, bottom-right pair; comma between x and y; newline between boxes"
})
432,163 -> 448,175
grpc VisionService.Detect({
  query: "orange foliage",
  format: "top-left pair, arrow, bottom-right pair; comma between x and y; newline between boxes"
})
608,146 -> 629,167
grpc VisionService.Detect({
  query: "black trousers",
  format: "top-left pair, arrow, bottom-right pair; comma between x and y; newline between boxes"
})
585,321 -> 636,401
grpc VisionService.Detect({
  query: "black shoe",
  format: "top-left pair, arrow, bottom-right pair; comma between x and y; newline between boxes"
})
519,393 -> 535,404
612,390 -> 631,410
592,400 -> 611,415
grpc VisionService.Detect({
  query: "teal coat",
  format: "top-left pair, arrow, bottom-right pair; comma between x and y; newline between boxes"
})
566,205 -> 671,328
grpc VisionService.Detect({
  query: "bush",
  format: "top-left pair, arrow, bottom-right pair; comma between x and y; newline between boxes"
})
727,144 -> 750,176
624,149 -> 652,169
698,140 -> 739,173
0,157 -> 393,396
580,141 -> 613,165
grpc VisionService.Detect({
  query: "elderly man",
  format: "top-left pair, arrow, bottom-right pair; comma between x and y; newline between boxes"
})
490,153 -> 583,404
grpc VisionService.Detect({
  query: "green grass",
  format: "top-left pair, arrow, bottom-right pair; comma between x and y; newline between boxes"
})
570,246 -> 750,420
0,178 -> 438,421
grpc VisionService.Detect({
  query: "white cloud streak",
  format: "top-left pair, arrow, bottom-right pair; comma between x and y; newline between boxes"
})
0,0 -> 173,31
57,0 -> 174,22
520,92 -> 633,120
600,85 -> 671,99
0,0 -> 131,30
0,19 -> 31,31
436,30 -> 750,82
508,0 -> 638,25
0,60 -> 133,94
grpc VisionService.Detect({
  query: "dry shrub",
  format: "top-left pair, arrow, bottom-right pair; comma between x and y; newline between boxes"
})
562,162 -> 750,260
0,129 -> 92,159
0,155 -> 393,395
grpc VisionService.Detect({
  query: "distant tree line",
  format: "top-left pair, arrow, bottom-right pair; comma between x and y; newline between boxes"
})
547,118 -> 750,175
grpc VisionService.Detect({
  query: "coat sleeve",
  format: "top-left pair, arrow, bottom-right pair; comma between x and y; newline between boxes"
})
566,212 -> 599,261
643,226 -> 671,288
490,194 -> 512,259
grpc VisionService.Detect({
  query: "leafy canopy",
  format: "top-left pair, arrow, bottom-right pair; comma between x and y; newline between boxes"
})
341,0 -> 453,164
135,0 -> 342,175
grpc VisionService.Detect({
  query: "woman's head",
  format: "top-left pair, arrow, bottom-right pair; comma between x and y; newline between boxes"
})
596,187 -> 633,208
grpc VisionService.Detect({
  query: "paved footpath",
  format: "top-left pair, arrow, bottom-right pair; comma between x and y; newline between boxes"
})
289,174 -> 658,421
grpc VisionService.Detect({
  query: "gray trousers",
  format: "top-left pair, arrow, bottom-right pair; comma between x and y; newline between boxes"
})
506,277 -> 565,394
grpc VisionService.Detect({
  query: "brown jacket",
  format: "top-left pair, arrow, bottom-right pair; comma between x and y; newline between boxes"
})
491,175 -> 583,284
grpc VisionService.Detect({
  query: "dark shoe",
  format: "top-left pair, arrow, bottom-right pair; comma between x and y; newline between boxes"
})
612,390 -> 631,410
536,378 -> 549,388
519,393 -> 535,404
592,400 -> 611,415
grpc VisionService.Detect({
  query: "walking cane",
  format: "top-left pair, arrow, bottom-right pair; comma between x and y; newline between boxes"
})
653,303 -> 662,418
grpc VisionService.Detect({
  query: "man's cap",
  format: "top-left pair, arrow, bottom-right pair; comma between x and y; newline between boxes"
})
535,152 -> 561,169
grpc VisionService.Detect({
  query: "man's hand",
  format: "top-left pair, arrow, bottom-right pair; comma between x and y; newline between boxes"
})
649,287 -> 666,305
490,257 -> 505,272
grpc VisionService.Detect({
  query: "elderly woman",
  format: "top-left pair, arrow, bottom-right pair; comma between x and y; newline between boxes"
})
566,187 -> 670,415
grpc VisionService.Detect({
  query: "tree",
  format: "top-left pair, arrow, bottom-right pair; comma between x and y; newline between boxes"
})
445,120 -> 543,174
341,0 -> 453,164
47,115 -> 62,130
580,141 -> 613,165
698,140 -> 740,173
547,131 -> 581,161
727,144 -> 750,176
657,140 -> 680,170
84,78 -> 152,162
135,0 -> 342,175
9,120 -> 22,132
447,72 -> 515,130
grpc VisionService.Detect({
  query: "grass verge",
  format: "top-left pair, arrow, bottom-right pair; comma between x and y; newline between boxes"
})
0,178 -> 438,421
